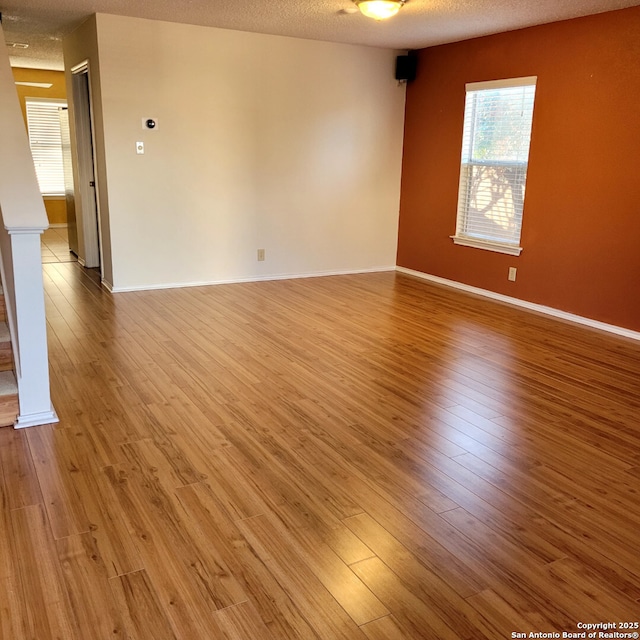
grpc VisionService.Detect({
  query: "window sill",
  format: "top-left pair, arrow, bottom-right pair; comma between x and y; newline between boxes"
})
450,235 -> 523,256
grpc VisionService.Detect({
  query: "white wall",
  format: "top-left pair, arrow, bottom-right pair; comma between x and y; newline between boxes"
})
0,26 -> 49,230
66,14 -> 406,291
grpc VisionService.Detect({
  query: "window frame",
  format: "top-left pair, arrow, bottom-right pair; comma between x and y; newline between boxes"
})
25,97 -> 68,197
451,76 -> 537,257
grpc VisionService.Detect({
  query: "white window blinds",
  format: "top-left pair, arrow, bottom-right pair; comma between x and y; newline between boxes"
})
25,99 -> 68,197
452,77 -> 537,256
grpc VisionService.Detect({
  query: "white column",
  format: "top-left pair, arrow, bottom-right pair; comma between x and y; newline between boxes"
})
10,229 -> 58,428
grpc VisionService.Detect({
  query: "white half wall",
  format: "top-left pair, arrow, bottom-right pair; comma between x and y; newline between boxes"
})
65,14 -> 406,291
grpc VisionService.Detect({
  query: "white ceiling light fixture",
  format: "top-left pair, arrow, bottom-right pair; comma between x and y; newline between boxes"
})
354,0 -> 406,20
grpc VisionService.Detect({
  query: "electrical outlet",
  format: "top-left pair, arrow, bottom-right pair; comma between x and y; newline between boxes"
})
257,249 -> 265,262
136,141 -> 144,155
508,267 -> 517,282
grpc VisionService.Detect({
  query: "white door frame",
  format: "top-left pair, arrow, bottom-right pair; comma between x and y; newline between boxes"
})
70,61 -> 103,274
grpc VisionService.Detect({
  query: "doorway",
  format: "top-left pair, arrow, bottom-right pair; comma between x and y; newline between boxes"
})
70,63 -> 102,273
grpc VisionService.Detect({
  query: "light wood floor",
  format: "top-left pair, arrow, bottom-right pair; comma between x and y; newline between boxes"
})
2,264 -> 640,639
40,226 -> 76,264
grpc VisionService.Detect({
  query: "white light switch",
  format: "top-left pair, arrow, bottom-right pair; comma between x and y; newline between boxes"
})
136,141 -> 144,155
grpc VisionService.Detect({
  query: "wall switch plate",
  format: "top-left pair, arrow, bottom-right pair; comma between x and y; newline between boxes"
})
508,267 -> 517,281
136,141 -> 144,154
257,249 -> 265,261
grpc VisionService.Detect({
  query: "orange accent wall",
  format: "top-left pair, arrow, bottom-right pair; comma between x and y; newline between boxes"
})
397,6 -> 640,332
11,67 -> 68,225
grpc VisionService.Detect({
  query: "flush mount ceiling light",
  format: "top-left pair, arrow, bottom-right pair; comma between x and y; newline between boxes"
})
15,81 -> 53,88
354,0 -> 405,20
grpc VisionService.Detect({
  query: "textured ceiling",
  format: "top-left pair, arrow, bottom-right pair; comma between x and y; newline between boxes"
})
2,0 -> 640,70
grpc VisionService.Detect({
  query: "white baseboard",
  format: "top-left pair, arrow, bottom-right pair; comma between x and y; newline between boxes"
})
101,278 -> 114,292
109,266 -> 396,293
14,408 -> 59,429
396,266 -> 640,342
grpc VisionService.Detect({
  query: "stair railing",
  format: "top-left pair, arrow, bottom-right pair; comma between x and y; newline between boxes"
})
0,23 -> 58,428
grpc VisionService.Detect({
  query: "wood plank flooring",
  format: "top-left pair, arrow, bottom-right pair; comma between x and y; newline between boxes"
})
1,262 -> 640,639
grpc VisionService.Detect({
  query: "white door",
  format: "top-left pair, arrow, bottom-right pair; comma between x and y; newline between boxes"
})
71,66 -> 101,271
58,105 -> 78,255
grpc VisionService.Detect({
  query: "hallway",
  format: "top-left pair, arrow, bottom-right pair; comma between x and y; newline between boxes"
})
40,226 -> 76,264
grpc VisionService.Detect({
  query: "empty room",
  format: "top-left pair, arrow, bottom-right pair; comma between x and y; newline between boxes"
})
0,0 -> 639,638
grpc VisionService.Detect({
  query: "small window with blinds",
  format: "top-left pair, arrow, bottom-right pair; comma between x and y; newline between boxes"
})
25,98 -> 68,197
452,77 -> 537,256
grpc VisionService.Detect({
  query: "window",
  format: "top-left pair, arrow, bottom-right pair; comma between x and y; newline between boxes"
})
452,77 -> 536,256
25,98 -> 68,196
